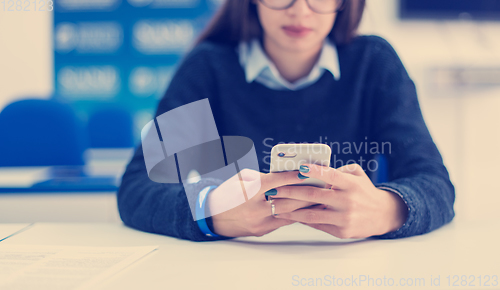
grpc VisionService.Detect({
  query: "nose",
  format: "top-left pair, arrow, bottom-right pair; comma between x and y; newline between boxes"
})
286,0 -> 314,17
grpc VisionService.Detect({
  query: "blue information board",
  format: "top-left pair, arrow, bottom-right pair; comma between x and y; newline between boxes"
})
53,0 -> 223,143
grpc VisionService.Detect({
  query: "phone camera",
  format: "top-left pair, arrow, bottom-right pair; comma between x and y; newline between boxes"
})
277,152 -> 285,157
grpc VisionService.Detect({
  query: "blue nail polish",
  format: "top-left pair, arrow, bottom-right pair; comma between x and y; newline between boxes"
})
299,165 -> 310,173
298,173 -> 309,179
265,189 -> 277,196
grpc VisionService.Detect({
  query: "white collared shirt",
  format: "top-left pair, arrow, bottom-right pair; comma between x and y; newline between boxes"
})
237,38 -> 341,91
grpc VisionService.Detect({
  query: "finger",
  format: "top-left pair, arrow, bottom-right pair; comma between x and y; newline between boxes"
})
336,163 -> 366,177
238,168 -> 262,181
270,198 -> 318,216
259,171 -> 306,193
255,216 -> 296,236
238,171 -> 284,201
271,185 -> 343,209
300,223 -> 345,238
276,208 -> 347,226
252,198 -> 316,218
298,164 -> 354,190
304,223 -> 362,239
305,204 -> 328,210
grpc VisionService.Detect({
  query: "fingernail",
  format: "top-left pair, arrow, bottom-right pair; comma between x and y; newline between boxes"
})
265,189 -> 277,196
298,173 -> 309,179
299,165 -> 310,173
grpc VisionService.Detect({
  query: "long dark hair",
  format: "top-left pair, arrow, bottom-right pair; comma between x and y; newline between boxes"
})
196,0 -> 366,46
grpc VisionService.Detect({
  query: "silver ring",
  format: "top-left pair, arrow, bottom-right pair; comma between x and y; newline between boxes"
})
270,199 -> 277,216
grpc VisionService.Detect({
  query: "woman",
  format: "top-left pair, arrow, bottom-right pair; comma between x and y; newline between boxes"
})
118,0 -> 455,241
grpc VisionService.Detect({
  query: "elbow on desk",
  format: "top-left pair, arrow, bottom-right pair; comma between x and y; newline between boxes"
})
415,175 -> 456,237
375,174 -> 456,239
434,176 -> 456,230
115,175 -> 155,234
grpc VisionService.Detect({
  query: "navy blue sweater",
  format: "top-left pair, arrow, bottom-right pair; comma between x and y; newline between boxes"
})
117,35 -> 455,241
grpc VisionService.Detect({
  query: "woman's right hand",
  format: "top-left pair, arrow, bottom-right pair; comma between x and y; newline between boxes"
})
208,169 -> 316,237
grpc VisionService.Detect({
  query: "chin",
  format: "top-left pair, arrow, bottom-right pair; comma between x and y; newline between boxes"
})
281,37 -> 322,52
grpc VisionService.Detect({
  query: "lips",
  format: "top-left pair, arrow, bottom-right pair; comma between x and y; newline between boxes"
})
282,25 -> 312,38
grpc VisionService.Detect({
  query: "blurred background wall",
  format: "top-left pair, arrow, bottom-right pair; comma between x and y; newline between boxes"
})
1,0 -> 499,223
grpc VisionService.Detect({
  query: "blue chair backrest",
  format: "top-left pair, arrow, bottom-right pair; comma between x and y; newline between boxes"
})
0,99 -> 86,167
87,107 -> 134,148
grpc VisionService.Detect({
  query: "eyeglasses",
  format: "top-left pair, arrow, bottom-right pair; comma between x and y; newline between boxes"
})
258,0 -> 346,14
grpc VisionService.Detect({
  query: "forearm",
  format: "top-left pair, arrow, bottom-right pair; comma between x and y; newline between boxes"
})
373,173 -> 455,239
117,150 -> 231,242
368,38 -> 456,238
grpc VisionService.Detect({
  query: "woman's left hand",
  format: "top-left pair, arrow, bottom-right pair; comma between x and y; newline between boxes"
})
272,163 -> 408,239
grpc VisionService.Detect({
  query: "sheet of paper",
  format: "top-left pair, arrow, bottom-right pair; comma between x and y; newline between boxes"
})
0,245 -> 158,290
0,224 -> 32,241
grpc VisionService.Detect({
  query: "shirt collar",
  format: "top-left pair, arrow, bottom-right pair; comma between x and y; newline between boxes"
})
317,38 -> 341,81
238,39 -> 271,83
238,38 -> 341,85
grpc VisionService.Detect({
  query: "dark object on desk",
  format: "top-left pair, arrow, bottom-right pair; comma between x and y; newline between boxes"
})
400,0 -> 500,21
0,177 -> 118,193
0,165 -> 118,193
0,99 -> 87,167
87,107 -> 134,148
373,154 -> 388,184
30,176 -> 118,192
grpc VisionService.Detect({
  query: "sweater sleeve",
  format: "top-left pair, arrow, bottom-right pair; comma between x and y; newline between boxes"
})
367,37 -> 456,239
117,43 -> 233,242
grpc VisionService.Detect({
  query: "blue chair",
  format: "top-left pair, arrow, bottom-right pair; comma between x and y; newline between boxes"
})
87,107 -> 134,148
0,99 -> 87,167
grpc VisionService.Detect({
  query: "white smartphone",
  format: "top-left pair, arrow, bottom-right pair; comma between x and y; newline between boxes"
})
270,143 -> 332,188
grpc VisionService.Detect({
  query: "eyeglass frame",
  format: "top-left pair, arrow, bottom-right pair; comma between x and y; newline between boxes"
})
257,0 -> 347,14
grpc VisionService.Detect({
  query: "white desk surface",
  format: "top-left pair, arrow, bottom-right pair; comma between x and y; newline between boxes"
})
0,223 -> 32,241
1,221 -> 499,290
